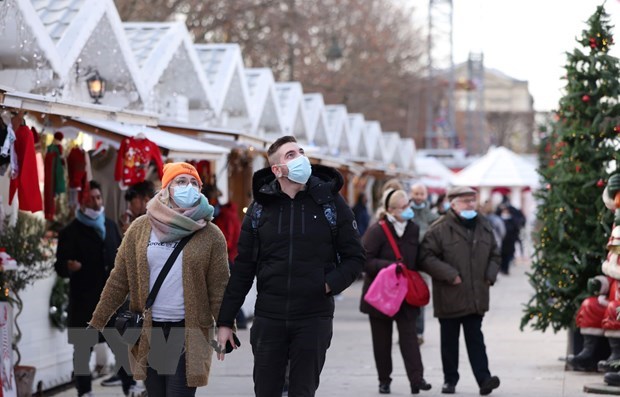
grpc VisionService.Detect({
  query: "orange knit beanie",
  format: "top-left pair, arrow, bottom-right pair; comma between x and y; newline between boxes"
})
161,162 -> 202,188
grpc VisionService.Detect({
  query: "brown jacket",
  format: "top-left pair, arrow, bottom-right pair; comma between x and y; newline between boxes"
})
89,216 -> 230,387
359,218 -> 420,319
418,210 -> 500,319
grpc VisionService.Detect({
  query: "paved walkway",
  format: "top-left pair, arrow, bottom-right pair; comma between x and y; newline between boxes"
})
53,258 -> 609,396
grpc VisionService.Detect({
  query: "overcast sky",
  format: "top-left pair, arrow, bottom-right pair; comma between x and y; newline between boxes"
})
412,0 -> 620,112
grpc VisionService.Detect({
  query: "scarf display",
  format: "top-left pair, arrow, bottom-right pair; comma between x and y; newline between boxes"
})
386,214 -> 408,238
147,191 -> 214,243
75,209 -> 106,240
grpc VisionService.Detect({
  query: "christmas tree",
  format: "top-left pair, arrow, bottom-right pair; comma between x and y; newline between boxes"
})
521,5 -> 620,332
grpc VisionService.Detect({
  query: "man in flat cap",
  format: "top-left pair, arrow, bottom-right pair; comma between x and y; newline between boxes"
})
418,186 -> 501,395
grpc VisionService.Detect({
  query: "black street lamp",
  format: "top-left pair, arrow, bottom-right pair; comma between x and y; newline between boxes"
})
86,71 -> 106,104
326,36 -> 343,72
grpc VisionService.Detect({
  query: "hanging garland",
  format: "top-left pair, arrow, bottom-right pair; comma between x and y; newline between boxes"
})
49,277 -> 69,330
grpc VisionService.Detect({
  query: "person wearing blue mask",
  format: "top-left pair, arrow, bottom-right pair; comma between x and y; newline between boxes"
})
360,189 -> 432,395
216,136 -> 365,396
419,186 -> 501,396
409,183 -> 440,346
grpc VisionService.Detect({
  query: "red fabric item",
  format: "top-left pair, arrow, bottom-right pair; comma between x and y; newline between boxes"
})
378,220 -> 430,307
603,299 -> 620,331
67,147 -> 87,189
8,125 -> 43,212
43,148 -> 57,220
213,202 -> 241,262
114,137 -> 163,186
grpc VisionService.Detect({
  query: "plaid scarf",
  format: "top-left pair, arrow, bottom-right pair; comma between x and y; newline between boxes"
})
147,190 -> 214,243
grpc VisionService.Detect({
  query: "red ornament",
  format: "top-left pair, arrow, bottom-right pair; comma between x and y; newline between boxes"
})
582,94 -> 591,102
590,37 -> 598,48
614,125 -> 620,133
597,179 -> 606,188
575,164 -> 582,173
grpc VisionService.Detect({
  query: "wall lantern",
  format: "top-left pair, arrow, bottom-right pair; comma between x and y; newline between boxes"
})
86,72 -> 106,104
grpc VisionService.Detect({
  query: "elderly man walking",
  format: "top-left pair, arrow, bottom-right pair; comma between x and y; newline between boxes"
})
419,186 -> 501,396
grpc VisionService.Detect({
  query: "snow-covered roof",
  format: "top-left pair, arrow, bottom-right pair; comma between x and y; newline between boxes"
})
451,146 -> 539,188
324,105 -> 349,155
123,22 -> 215,119
194,43 -> 252,129
77,118 -> 229,160
303,93 -> 330,147
274,82 -> 309,140
399,138 -> 416,170
244,68 -> 283,136
347,113 -> 365,158
381,132 -> 401,165
361,121 -> 382,161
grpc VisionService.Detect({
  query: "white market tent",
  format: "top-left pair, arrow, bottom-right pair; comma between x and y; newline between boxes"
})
381,132 -> 401,165
361,121 -> 382,161
324,105 -> 349,156
123,22 -> 215,123
244,68 -> 284,137
347,113 -> 365,158
451,146 -> 539,188
414,155 -> 454,191
194,43 -> 253,130
274,82 -> 310,141
303,93 -> 330,147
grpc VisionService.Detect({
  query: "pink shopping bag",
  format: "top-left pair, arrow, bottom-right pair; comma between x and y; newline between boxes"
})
363,263 -> 408,317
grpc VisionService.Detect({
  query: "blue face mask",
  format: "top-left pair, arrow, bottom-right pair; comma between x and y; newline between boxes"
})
459,210 -> 478,220
285,155 -> 312,185
400,207 -> 415,221
443,202 -> 451,211
410,201 -> 426,210
213,204 -> 221,218
172,185 -> 201,208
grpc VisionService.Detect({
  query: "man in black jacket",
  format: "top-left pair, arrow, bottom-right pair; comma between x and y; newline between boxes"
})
55,180 -> 123,397
216,136 -> 365,396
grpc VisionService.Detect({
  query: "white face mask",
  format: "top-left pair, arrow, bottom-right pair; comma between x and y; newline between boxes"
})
83,207 -> 104,220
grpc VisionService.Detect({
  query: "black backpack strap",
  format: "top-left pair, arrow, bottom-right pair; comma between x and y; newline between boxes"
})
144,233 -> 193,311
250,202 -> 263,261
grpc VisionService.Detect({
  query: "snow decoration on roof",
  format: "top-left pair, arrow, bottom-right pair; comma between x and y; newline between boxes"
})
451,146 -> 539,188
274,82 -> 309,141
123,22 -> 215,122
324,105 -> 349,156
361,121 -> 382,161
194,43 -> 252,130
381,132 -> 401,165
347,113 -> 365,158
303,93 -> 330,148
244,68 -> 284,136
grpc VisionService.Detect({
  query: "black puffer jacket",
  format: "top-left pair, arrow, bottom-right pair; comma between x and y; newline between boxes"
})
217,165 -> 365,326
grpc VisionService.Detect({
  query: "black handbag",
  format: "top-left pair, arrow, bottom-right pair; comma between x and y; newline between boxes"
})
115,233 -> 193,340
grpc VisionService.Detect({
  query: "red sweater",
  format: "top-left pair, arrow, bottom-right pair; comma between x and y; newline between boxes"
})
9,125 -> 43,212
213,202 -> 241,262
114,137 -> 163,186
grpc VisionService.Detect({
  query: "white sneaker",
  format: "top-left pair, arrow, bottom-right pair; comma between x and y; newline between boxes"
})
126,384 -> 147,397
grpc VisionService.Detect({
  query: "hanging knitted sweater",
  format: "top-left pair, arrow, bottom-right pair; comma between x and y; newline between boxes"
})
114,136 -> 163,187
44,143 -> 66,220
8,125 -> 43,213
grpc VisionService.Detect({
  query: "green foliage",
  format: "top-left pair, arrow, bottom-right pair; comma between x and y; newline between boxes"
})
49,277 -> 69,330
521,5 -> 620,332
0,212 -> 54,296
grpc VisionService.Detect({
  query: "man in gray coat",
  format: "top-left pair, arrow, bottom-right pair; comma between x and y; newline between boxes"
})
419,186 -> 501,396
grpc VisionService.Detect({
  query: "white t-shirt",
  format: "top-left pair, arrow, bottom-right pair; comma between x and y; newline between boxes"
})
147,230 -> 185,322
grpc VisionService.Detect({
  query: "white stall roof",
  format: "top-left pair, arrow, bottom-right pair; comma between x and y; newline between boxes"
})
303,93 -> 329,147
194,43 -> 252,121
123,22 -> 214,113
451,146 -> 539,188
244,68 -> 283,136
325,105 -> 349,156
347,113 -> 365,158
30,0 -> 146,99
381,132 -> 401,165
399,138 -> 416,170
414,156 -> 454,186
361,121 -> 382,161
77,118 -> 229,160
274,82 -> 309,140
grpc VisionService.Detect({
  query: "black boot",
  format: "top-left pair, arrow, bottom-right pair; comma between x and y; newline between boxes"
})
599,337 -> 620,372
567,334 -> 601,371
604,371 -> 620,386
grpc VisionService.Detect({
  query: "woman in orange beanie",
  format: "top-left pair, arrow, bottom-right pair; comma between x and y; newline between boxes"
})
89,162 -> 231,396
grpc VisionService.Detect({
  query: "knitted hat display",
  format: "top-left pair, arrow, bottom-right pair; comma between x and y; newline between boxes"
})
54,131 -> 64,141
161,162 -> 202,188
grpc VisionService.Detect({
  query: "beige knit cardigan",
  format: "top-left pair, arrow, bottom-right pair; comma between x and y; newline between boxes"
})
89,216 -> 230,387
